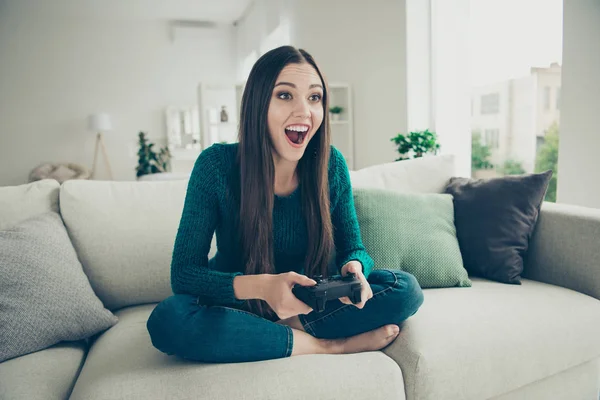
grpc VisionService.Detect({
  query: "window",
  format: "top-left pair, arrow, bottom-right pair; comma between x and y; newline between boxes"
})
484,129 -> 500,149
480,93 -> 500,114
470,0 -> 562,198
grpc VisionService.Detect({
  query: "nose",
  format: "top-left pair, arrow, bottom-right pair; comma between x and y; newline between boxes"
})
292,97 -> 311,119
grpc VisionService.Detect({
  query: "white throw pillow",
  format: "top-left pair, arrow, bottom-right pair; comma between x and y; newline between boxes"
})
350,154 -> 456,193
0,179 -> 60,230
59,179 -> 217,311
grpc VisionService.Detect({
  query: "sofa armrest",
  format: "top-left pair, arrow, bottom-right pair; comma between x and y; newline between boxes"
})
524,201 -> 600,300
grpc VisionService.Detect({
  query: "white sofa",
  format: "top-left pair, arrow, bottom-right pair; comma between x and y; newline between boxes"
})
1,155 -> 600,400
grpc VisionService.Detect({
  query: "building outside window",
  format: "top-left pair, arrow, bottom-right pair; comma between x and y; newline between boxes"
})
544,86 -> 551,110
484,129 -> 500,149
480,93 -> 500,114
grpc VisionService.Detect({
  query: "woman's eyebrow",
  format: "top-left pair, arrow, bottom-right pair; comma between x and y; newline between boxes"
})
274,82 -> 323,90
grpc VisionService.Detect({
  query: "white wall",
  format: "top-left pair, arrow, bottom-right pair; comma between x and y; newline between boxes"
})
557,0 -> 600,208
235,0 -> 288,82
406,0 -> 471,177
430,0 -> 471,177
406,0 -> 432,133
0,2 -> 237,185
286,0 -> 407,170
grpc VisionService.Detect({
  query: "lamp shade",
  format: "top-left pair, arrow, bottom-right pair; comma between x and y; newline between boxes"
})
87,113 -> 113,132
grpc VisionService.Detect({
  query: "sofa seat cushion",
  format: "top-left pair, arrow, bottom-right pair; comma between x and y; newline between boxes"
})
383,278 -> 600,400
0,340 -> 88,400
70,305 -> 406,400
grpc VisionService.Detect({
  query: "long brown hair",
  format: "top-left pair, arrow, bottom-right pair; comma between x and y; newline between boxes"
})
236,46 -> 334,318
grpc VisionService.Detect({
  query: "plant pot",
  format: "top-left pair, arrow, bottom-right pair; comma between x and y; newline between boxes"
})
331,113 -> 341,121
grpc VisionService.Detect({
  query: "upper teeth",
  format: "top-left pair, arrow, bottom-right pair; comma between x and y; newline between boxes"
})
286,125 -> 309,132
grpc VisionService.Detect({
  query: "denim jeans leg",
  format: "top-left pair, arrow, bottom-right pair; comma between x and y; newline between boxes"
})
299,269 -> 424,339
146,294 -> 293,363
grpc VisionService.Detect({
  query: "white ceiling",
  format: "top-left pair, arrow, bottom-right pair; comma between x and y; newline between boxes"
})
7,0 -> 254,24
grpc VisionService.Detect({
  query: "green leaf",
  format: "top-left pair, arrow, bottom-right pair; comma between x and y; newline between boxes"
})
391,130 -> 440,160
535,121 -> 559,202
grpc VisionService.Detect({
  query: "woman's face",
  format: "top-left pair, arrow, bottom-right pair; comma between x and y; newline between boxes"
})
267,62 -> 324,164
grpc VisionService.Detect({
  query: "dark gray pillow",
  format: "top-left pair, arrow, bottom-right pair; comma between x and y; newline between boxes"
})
444,171 -> 552,284
0,212 -> 117,362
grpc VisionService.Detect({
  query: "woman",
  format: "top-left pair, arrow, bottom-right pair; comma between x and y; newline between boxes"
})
147,46 -> 424,363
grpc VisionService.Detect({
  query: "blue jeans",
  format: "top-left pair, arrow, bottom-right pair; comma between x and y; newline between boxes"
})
146,269 -> 423,363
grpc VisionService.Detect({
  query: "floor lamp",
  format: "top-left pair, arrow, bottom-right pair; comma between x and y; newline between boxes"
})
88,113 -> 114,180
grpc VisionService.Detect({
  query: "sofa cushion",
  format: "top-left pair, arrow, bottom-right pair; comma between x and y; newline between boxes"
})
353,188 -> 471,288
0,212 -> 117,362
59,180 -> 217,311
57,155 -> 455,312
70,304 -> 406,400
350,154 -> 455,193
492,359 -> 600,400
0,340 -> 88,400
444,171 -> 552,284
0,179 -> 59,230
524,201 -> 600,301
383,278 -> 600,400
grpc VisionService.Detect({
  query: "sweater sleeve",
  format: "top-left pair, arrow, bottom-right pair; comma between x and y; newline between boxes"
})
170,145 -> 245,307
330,147 -> 375,278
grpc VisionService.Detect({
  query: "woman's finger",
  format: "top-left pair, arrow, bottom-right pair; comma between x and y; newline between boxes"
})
339,296 -> 351,305
359,286 -> 372,307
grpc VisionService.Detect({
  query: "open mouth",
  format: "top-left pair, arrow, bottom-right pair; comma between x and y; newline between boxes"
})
284,124 -> 310,145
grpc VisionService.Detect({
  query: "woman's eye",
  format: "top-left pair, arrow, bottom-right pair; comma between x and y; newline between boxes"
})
309,94 -> 322,102
277,92 -> 292,100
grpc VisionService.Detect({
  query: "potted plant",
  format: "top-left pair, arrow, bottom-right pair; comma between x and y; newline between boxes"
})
329,106 -> 343,121
390,129 -> 440,161
135,132 -> 172,179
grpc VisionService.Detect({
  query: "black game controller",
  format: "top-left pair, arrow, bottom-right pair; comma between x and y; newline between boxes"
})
292,273 -> 362,313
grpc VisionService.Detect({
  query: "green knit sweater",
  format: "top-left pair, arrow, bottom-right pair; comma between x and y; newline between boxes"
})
170,143 -> 374,307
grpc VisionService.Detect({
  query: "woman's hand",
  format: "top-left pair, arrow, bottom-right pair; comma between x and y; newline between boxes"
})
339,261 -> 373,309
261,272 -> 317,320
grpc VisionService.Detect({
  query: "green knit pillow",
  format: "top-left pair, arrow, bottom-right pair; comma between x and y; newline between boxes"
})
353,188 -> 471,288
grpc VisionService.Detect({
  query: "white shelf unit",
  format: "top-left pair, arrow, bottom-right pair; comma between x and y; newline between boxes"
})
197,83 -> 239,150
164,106 -> 202,174
164,84 -> 239,174
328,83 -> 355,170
